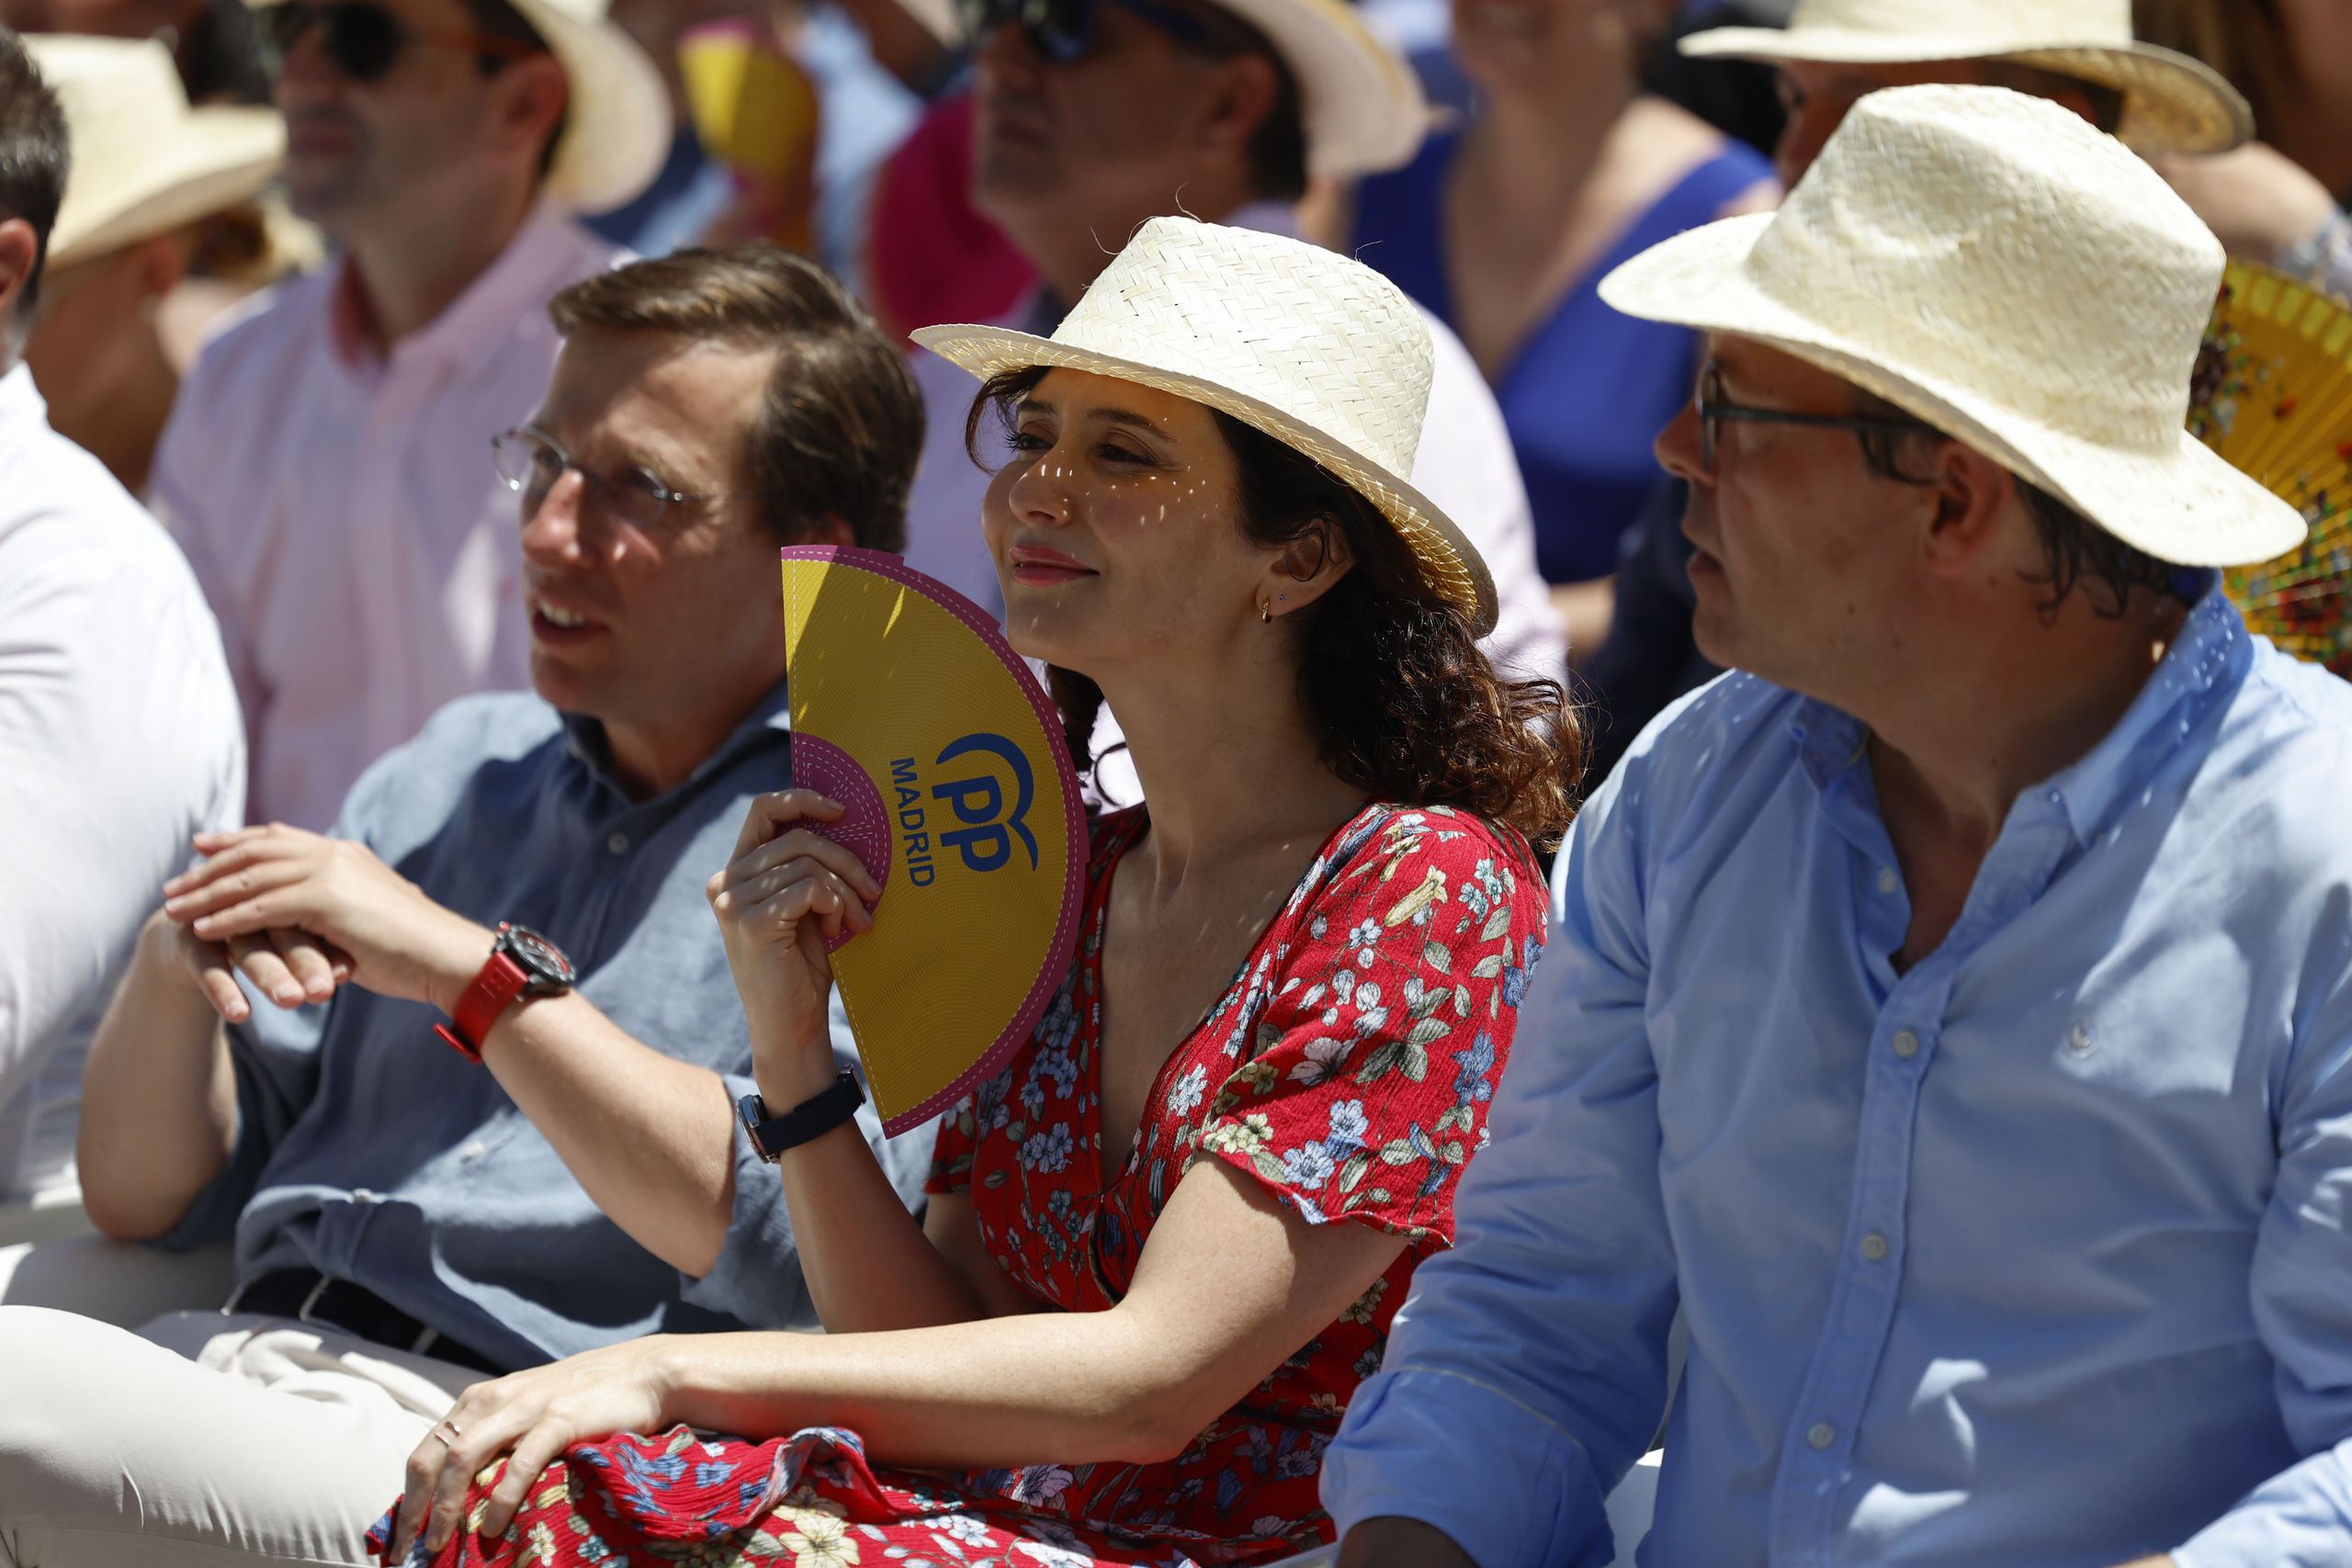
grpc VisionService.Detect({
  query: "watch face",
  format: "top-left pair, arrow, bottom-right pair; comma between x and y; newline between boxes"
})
500,925 -> 576,993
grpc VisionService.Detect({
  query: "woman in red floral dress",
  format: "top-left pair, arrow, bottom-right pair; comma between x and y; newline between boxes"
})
384,220 -> 1578,1568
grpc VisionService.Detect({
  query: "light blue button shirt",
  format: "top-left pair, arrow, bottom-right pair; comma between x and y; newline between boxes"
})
1322,587 -> 2352,1567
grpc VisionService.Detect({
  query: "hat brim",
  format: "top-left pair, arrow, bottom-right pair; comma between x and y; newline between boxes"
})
1597,212 -> 2306,569
483,0 -> 671,213
912,320 -> 1500,636
47,107 -> 284,268
1679,27 -> 2251,153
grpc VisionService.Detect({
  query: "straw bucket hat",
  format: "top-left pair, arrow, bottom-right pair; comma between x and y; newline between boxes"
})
1680,0 -> 2250,154
914,216 -> 1497,632
244,0 -> 669,214
1597,85 -> 2303,570
893,0 -> 1425,179
27,35 -> 285,270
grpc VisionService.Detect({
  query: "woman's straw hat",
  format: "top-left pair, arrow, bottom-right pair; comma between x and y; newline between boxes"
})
28,35 -> 285,270
914,216 -> 1497,633
495,0 -> 668,212
1598,85 -> 2302,570
1680,0 -> 2251,154
893,0 -> 1426,179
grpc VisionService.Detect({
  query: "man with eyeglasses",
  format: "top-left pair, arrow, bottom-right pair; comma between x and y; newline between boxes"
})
1328,85 -> 2352,1568
149,0 -> 670,834
0,245 -> 934,1564
892,0 -> 1566,724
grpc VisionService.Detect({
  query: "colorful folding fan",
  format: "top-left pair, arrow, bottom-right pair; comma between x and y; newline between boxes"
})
2189,261 -> 2352,676
777,547 -> 1087,1134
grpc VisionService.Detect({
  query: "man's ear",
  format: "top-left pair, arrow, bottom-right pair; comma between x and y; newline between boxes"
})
1918,441 -> 2021,579
1198,51 -> 1281,166
491,55 -> 570,175
803,513 -> 857,550
0,217 -> 41,344
133,231 -> 191,305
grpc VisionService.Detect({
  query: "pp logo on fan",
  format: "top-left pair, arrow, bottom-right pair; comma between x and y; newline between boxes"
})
777,547 -> 1087,1134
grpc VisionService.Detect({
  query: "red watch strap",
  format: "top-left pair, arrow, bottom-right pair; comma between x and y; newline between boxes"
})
433,950 -> 530,1064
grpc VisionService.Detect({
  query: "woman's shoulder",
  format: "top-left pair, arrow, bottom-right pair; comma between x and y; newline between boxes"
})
1312,802 -> 1543,908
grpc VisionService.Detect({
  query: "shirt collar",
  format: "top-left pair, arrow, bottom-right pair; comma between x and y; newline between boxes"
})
1789,574 -> 2246,845
560,672 -> 793,806
0,363 -> 48,432
329,196 -> 585,379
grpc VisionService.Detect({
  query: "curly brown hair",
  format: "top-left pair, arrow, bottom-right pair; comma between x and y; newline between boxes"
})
970,367 -> 1582,848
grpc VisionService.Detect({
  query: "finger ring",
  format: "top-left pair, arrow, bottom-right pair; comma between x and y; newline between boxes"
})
437,1416 -> 464,1440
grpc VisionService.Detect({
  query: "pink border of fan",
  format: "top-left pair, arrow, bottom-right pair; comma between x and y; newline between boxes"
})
781,545 -> 1089,1136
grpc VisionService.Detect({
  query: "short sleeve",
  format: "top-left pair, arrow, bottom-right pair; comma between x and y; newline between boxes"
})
1192,808 -> 1546,1248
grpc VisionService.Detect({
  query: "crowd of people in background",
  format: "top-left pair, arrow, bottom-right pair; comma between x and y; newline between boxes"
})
0,0 -> 2348,1564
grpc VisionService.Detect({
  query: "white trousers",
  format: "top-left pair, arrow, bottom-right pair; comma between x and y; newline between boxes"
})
0,1292 -> 487,1567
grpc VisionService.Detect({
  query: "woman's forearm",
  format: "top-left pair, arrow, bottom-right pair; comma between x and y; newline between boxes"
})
659,1306 -> 1188,1470
774,1118 -> 992,1332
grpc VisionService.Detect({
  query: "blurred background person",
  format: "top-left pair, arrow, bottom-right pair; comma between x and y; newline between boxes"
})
0,24 -> 243,1224
0,0 -> 269,100
1349,0 -> 1776,660
2136,0 -> 2352,303
152,0 -> 668,831
19,34 -> 285,496
897,0 -> 1566,725
1576,0 -> 2251,788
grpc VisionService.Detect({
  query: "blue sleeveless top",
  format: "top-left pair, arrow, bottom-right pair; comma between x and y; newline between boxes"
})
1353,128 -> 1772,583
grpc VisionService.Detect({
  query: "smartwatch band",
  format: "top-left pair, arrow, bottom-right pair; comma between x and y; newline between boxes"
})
738,1071 -> 865,1161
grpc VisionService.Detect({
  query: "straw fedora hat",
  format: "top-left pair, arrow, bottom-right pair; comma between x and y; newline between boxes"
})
1680,0 -> 2250,154
244,0 -> 668,214
27,35 -> 285,271
1597,85 -> 2303,570
894,0 -> 1425,179
914,216 -> 1497,632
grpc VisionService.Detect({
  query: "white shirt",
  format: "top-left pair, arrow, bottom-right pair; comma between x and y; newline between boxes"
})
899,205 -> 1569,692
0,365 -> 244,1201
153,202 -> 626,831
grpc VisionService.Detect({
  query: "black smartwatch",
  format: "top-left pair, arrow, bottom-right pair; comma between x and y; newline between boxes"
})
738,1071 -> 865,1161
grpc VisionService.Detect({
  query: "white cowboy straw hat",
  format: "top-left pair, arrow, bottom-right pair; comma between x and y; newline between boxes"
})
896,0 -> 1425,179
1680,0 -> 2249,154
27,35 -> 285,270
914,216 -> 1498,632
244,0 -> 668,214
1598,85 -> 2304,570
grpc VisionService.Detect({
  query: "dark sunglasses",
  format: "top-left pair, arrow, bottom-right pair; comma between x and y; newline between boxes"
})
255,0 -> 538,83
1692,362 -> 1934,475
955,0 -> 1215,63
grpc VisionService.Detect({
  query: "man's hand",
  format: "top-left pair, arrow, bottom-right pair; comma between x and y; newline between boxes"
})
161,826 -> 493,1017
1338,1516 -> 1481,1568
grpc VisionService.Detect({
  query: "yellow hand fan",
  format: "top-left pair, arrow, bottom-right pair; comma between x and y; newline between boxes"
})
2189,261 -> 2352,676
779,547 -> 1086,1134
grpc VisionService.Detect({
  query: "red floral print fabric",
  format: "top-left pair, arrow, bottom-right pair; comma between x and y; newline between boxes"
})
375,803 -> 1545,1568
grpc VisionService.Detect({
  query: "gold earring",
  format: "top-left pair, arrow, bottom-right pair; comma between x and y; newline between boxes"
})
1260,602 -> 1272,624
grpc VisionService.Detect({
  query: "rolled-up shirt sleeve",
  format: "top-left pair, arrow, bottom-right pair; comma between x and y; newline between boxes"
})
682,987 -> 934,1327
1322,761 -> 1679,1568
2175,935 -> 2352,1568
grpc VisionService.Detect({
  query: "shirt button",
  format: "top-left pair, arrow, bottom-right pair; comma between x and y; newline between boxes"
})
606,831 -> 630,855
1860,1231 -> 1889,1262
1877,868 -> 1899,895
1891,1029 -> 1920,1059
1806,1422 -> 1837,1450
2067,1019 -> 2098,1057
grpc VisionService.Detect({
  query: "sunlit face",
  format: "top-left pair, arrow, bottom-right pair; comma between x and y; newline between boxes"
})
969,8 -> 1235,235
1449,0 -> 1668,96
1655,335 -> 1926,698
516,328 -> 787,728
271,0 -> 550,231
982,367 -> 1269,677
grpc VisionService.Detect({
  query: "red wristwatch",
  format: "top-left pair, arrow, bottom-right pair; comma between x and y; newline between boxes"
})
434,923 -> 575,1063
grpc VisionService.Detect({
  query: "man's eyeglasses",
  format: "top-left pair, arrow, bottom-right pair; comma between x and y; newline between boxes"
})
492,427 -> 763,534
955,0 -> 1215,64
255,0 -> 539,83
1692,362 -> 1933,475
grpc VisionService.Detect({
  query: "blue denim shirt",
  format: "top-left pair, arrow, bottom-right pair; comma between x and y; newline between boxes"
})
1324,587 -> 2352,1566
165,682 -> 934,1368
